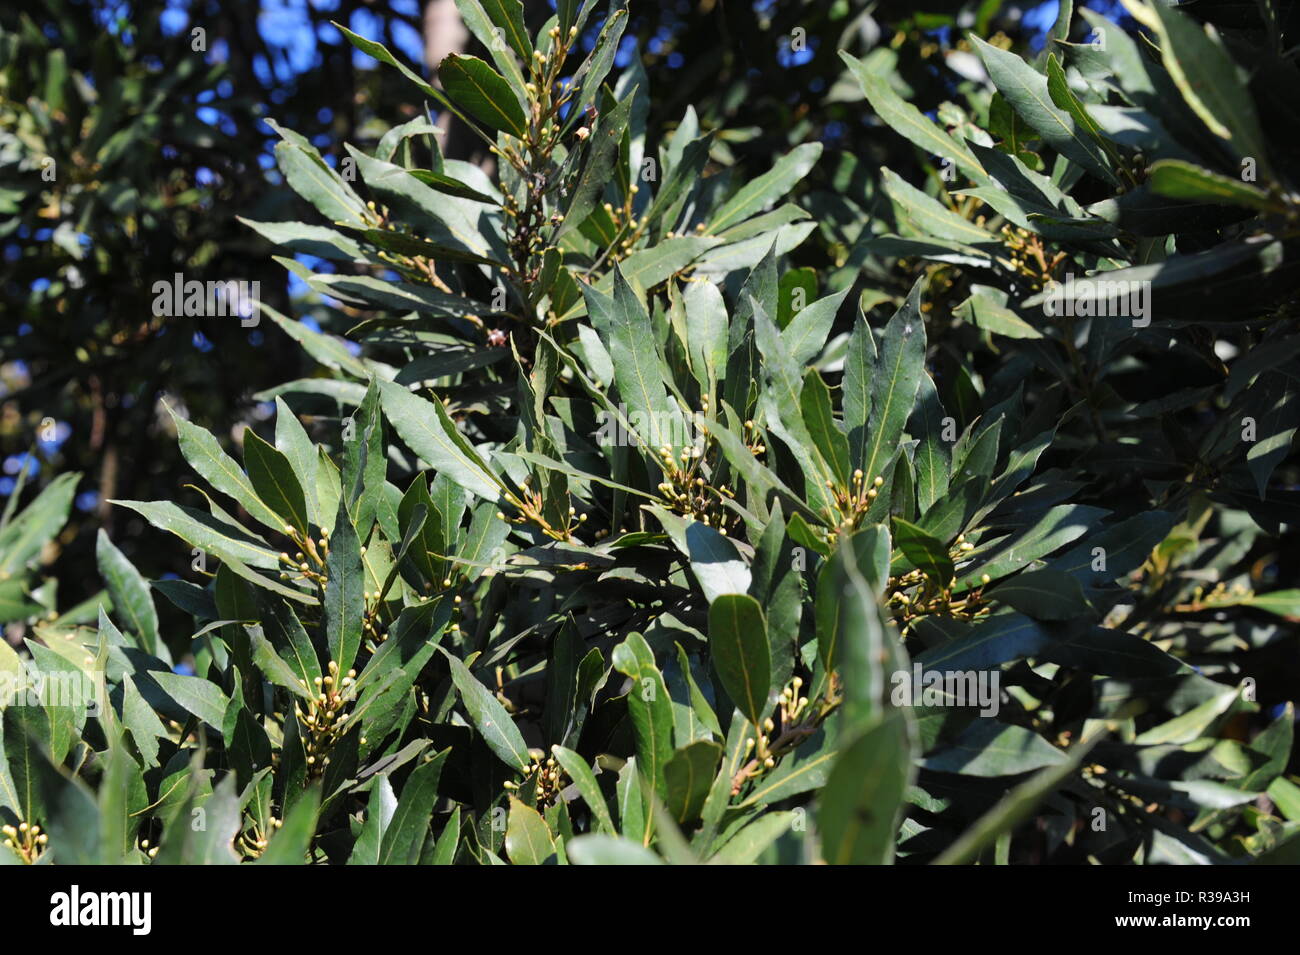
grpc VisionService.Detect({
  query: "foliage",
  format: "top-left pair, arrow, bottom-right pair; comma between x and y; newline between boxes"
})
2,0 -> 1298,866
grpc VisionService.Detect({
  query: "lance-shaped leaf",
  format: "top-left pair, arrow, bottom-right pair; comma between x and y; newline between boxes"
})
552,745 -> 615,833
559,94 -> 634,239
840,51 -> 985,182
324,496 -> 364,675
169,408 -> 286,536
923,721 -> 1067,776
819,710 -> 912,864
243,428 -> 310,537
1131,0 -> 1272,177
935,734 -> 1097,864
684,521 -> 751,603
816,524 -> 891,677
271,139 -> 369,227
968,35 -> 1121,187
707,143 -> 822,233
443,651 -> 530,772
274,398 -> 320,528
892,517 -> 954,587
987,568 -> 1091,620
1146,160 -> 1279,213
109,500 -> 281,570
438,54 -> 527,139
909,373 -> 951,513
335,24 -> 461,118
665,740 -> 723,824
0,473 -> 79,576
586,266 -> 680,456
611,632 -> 673,798
2,704 -> 49,823
377,750 -> 449,864
95,529 -> 158,655
151,672 -> 231,731
456,0 -> 531,99
860,280 -> 927,484
377,379 -> 502,502
567,834 -> 663,865
708,594 -> 771,727
881,168 -> 994,246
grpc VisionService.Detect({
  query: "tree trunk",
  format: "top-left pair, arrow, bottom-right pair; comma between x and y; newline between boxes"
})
423,0 -> 493,169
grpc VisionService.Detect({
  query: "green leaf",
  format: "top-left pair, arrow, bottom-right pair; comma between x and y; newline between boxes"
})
1245,373 -> 1298,497
243,428 -> 310,537
169,409 -> 287,536
272,140 -> 369,227
273,398 -> 320,528
121,676 -> 168,768
95,529 -> 159,655
664,740 -> 723,823
708,594 -> 771,727
438,54 -> 527,138
840,52 -> 984,181
915,613 -> 1050,673
1135,0 -> 1272,175
955,504 -> 1107,592
0,473 -> 79,576
819,711 -> 912,864
567,833 -> 663,865
684,521 -> 752,604
860,280 -> 927,484
1236,589 -> 1300,618
707,143 -> 822,233
709,810 -> 795,864
892,518 -> 954,587
1146,160 -> 1278,212
348,777 -> 397,865
2,704 -> 48,823
444,652 -> 530,772
335,24 -> 460,116
1133,686 -> 1240,746
559,94 -> 634,239
151,672 -> 231,731
429,806 -> 462,864
377,379 -> 502,502
505,796 -> 556,864
956,288 -> 1042,339
457,0 -> 531,95
968,35 -> 1120,186
923,722 -> 1066,776
587,266 -> 679,455
987,568 -> 1091,620
610,632 -> 674,798
257,785 -> 321,864
881,168 -> 993,245
377,750 -> 449,864
800,370 -> 851,486
567,3 -> 629,127
910,373 -> 951,513
1044,52 -> 1122,169
324,496 -> 364,674
551,745 -> 615,833
816,525 -> 891,678
935,734 -> 1096,864
260,303 -> 371,377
